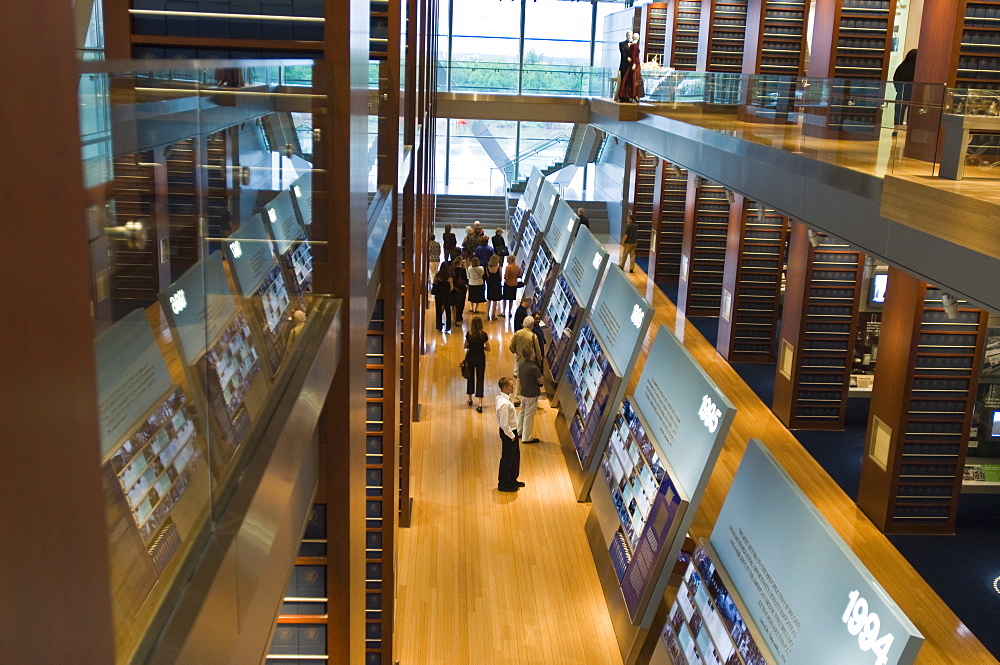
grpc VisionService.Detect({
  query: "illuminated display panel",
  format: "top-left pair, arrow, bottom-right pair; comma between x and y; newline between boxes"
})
529,242 -> 554,303
543,273 -> 581,377
566,322 -> 617,465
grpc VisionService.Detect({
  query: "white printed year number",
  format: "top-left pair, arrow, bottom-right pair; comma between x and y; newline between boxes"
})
842,590 -> 894,665
698,395 -> 722,433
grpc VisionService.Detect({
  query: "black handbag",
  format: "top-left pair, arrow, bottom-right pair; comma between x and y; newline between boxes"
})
460,359 -> 471,380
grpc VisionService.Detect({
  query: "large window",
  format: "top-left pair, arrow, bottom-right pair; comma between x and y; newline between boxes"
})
441,0 -> 617,96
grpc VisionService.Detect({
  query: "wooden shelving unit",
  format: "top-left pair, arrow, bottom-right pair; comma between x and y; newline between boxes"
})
955,1 -> 1000,90
804,0 -> 896,139
205,131 -> 231,241
370,0 -> 390,60
644,3 -> 669,64
632,152 -> 658,260
110,151 -> 159,307
701,0 -> 749,73
717,200 -> 788,363
165,139 -> 200,283
741,0 -> 810,122
365,300 -> 393,663
268,506 -> 329,663
677,178 -> 730,317
773,225 -> 863,430
670,0 -> 703,70
653,161 -> 688,283
859,270 -> 987,534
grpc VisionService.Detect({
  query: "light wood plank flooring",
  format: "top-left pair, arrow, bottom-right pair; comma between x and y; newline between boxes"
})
396,305 -> 624,665
396,255 -> 997,664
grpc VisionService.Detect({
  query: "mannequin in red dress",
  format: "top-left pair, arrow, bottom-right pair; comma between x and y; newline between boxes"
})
620,33 -> 645,102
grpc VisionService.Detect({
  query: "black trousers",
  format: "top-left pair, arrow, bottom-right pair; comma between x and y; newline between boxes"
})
466,358 -> 485,398
498,428 -> 520,490
894,82 -> 912,126
435,295 -> 451,329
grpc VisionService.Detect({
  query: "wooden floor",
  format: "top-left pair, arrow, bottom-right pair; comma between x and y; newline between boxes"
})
396,302 -> 624,665
396,255 -> 997,664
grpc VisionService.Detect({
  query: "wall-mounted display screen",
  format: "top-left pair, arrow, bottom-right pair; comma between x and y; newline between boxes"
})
518,214 -> 542,269
566,322 -> 618,465
544,274 -> 581,378
870,271 -> 888,305
662,544 -> 771,665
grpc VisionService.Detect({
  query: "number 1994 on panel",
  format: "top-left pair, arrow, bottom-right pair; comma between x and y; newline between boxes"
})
843,590 -> 894,665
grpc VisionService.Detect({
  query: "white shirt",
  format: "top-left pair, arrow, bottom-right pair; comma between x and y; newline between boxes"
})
466,264 -> 485,286
496,392 -> 517,438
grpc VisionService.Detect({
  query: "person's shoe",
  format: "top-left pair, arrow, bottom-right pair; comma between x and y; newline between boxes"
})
476,406 -> 483,413
513,400 -> 521,407
467,398 -> 473,406
629,269 -> 634,273
499,313 -> 505,317
498,485 -> 519,493
523,438 -> 540,444
515,481 -> 526,487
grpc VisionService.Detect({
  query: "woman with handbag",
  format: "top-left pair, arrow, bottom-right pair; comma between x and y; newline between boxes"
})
432,263 -> 454,331
463,315 -> 489,412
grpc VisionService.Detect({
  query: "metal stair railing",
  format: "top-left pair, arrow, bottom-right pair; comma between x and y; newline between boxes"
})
498,134 -> 569,182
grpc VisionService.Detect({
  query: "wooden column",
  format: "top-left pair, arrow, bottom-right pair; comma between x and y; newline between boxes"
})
0,2 -> 117,664
320,0 -> 373,662
858,269 -> 987,534
773,223 -> 863,430
677,176 -> 730,317
717,198 -> 788,363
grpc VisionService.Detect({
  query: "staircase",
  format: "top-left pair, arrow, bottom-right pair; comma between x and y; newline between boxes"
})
562,200 -> 611,238
434,194 -> 511,235
508,124 -> 607,193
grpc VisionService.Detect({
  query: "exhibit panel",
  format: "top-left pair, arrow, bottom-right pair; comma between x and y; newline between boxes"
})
710,439 -> 924,665
158,253 -> 270,487
96,310 -> 212,661
289,171 -> 313,228
556,265 -> 653,499
509,166 -> 545,253
263,190 -> 314,300
524,199 -> 580,313
224,214 -> 296,376
543,225 -> 609,383
586,325 -> 736,664
512,177 -> 559,263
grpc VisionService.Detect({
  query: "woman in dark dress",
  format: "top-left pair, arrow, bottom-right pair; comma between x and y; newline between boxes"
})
491,228 -> 508,258
442,223 -> 458,261
463,316 -> 490,412
432,263 -> 454,331
450,256 -> 468,326
484,254 -> 503,320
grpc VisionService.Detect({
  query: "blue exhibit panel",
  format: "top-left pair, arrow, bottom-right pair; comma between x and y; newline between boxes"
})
588,265 -> 652,376
566,323 -> 618,465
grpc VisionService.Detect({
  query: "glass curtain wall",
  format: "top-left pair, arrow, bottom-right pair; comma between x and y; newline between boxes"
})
442,0 -> 623,96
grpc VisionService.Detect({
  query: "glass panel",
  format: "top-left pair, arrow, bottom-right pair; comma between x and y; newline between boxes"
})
80,59 -> 329,665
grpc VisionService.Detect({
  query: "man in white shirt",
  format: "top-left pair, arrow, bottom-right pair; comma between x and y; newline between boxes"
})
495,376 -> 524,492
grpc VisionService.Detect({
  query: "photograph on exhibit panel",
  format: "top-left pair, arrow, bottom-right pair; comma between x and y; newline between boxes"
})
566,323 -> 617,463
543,273 -> 581,377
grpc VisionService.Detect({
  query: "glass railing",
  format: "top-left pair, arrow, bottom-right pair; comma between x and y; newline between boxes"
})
441,60 -> 609,97
77,58 -> 330,665
436,62 -> 1000,181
